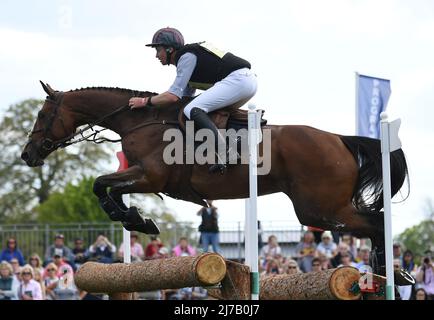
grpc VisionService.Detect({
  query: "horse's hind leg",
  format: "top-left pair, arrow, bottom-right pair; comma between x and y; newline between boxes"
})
93,165 -> 164,234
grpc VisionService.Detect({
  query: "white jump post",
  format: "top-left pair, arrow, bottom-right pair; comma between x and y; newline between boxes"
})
380,112 -> 402,300
245,104 -> 260,300
116,151 -> 131,264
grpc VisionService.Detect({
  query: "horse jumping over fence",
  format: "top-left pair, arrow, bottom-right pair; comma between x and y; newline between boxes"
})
21,82 -> 409,274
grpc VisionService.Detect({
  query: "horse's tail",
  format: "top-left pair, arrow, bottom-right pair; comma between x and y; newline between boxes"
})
339,135 -> 409,213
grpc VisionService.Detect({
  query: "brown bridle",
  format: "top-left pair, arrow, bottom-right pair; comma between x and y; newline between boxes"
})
28,92 -> 130,153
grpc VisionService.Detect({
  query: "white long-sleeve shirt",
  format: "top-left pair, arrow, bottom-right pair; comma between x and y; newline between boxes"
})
18,279 -> 43,300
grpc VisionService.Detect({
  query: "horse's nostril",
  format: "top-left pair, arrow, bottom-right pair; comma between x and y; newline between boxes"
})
21,152 -> 29,161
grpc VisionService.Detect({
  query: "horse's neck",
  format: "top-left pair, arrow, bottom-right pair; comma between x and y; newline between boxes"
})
66,89 -> 181,136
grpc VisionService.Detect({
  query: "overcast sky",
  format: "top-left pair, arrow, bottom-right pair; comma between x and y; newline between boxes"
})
1,0 -> 433,236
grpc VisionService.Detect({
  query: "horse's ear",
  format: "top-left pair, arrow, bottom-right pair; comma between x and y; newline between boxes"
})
39,80 -> 56,98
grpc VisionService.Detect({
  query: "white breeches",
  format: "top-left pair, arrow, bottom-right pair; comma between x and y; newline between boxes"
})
183,68 -> 258,119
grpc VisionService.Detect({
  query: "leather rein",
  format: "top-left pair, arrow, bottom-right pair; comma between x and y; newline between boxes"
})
28,91 -> 178,153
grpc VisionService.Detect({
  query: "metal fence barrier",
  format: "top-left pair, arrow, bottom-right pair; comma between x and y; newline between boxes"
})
0,220 -> 304,263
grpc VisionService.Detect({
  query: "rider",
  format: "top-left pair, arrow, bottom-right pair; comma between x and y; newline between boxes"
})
129,27 -> 257,174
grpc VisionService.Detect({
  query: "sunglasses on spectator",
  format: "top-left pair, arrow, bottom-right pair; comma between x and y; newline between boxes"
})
287,266 -> 297,269
21,272 -> 32,275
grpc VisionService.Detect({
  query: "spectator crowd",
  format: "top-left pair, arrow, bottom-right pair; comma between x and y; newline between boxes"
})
0,232 -> 210,300
258,230 -> 433,300
0,228 -> 432,300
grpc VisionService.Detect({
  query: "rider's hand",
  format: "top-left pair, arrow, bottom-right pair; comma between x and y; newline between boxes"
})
129,97 -> 149,109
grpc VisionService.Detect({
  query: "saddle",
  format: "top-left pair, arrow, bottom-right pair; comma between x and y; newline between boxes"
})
159,101 -> 267,209
177,104 -> 267,132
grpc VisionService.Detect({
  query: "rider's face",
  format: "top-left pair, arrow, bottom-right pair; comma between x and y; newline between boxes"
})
155,46 -> 173,65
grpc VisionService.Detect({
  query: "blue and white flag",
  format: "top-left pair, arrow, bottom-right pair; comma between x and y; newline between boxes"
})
356,74 -> 391,138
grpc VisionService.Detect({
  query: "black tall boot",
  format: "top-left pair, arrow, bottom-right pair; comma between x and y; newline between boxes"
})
190,107 -> 232,174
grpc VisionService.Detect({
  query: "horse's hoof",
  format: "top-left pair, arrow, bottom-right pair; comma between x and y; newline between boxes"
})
124,206 -> 146,224
122,206 -> 160,234
122,219 -> 160,235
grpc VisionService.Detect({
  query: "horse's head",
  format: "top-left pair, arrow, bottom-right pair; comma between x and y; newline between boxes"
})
21,81 -> 76,167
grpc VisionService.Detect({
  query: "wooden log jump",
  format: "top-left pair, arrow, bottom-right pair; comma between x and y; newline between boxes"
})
76,254 -> 370,300
75,253 -> 226,295
259,266 -> 362,300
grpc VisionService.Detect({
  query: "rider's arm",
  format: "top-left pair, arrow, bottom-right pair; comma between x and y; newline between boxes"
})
168,52 -> 197,99
144,53 -> 197,105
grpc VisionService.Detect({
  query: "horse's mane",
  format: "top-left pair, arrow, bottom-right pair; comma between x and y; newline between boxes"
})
68,86 -> 158,97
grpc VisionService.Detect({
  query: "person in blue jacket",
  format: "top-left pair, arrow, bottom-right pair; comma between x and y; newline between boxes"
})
0,237 -> 25,266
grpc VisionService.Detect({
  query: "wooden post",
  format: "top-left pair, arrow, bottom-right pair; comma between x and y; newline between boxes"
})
75,253 -> 226,294
260,267 -> 362,300
207,259 -> 251,300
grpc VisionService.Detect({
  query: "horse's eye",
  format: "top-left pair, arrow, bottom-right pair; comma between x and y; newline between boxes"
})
38,112 -> 45,119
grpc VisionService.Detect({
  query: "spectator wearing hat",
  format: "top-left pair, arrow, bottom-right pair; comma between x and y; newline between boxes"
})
44,234 -> 75,269
316,231 -> 337,259
118,232 -> 144,262
158,247 -> 170,258
0,237 -> 25,266
17,265 -> 43,300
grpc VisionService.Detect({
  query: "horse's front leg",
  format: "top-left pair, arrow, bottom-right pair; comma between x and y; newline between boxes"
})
93,165 -> 164,234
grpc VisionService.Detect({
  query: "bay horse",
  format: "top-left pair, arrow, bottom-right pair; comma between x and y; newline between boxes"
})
21,82 -> 409,273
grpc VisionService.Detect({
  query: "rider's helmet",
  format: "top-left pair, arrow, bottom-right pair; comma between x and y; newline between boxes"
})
146,27 -> 184,50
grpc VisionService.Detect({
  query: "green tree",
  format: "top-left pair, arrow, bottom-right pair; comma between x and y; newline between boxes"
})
36,175 -> 195,247
396,199 -> 434,262
0,98 -> 114,223
36,176 -> 110,223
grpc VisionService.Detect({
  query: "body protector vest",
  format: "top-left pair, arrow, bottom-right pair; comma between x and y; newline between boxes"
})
174,42 -> 251,90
